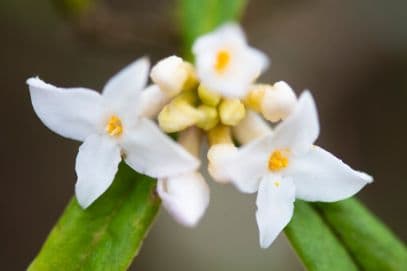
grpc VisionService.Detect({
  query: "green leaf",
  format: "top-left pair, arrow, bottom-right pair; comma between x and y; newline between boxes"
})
177,0 -> 247,60
285,201 -> 359,271
28,162 -> 160,271
314,199 -> 407,271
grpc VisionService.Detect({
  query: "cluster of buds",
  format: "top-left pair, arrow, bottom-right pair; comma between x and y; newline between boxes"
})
149,24 -> 296,185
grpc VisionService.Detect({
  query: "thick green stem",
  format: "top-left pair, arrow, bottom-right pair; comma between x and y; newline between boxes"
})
285,201 -> 359,271
314,199 -> 407,271
28,162 -> 160,271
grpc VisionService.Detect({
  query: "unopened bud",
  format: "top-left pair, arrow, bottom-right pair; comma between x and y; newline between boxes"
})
196,105 -> 219,131
261,81 -> 297,122
244,84 -> 266,112
150,56 -> 198,97
207,143 -> 238,183
219,99 -> 246,126
198,84 -> 221,106
233,110 -> 272,144
138,85 -> 171,118
158,98 -> 201,133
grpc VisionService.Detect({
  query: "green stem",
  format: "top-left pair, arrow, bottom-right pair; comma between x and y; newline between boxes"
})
285,201 -> 359,271
314,199 -> 407,271
28,162 -> 160,271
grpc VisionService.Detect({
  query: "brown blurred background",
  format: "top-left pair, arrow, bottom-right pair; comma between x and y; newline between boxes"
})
1,0 -> 406,270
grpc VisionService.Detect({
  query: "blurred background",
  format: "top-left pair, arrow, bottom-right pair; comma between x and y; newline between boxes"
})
1,0 -> 406,270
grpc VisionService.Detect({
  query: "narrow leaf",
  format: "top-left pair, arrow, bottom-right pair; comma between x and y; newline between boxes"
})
177,0 -> 247,60
314,199 -> 407,271
28,162 -> 160,271
285,201 -> 359,271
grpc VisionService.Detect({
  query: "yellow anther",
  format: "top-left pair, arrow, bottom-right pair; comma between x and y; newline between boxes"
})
274,181 -> 281,188
198,84 -> 221,106
105,115 -> 123,137
214,50 -> 230,73
219,99 -> 246,126
268,150 -> 289,171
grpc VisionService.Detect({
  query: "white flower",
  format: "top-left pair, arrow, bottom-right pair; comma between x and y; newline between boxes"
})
157,127 -> 209,226
221,91 -> 373,248
27,58 -> 199,209
192,23 -> 268,98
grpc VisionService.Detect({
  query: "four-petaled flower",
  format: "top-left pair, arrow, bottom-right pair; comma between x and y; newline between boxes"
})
27,58 -> 199,208
221,92 -> 373,248
193,23 -> 268,98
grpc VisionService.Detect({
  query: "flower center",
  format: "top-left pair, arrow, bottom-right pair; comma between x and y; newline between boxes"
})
268,150 -> 289,171
214,50 -> 231,73
105,115 -> 123,137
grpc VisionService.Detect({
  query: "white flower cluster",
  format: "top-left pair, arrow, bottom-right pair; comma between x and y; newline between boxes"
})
27,23 -> 372,248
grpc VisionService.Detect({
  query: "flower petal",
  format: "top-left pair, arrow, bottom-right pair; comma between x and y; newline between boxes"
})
157,172 -> 209,227
223,135 -> 273,193
288,146 -> 373,202
272,91 -> 319,154
121,118 -> 199,178
27,77 -> 104,141
75,134 -> 121,208
256,174 -> 296,249
102,57 -> 150,117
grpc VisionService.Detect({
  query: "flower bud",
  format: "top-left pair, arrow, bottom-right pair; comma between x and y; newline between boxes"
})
158,94 -> 201,133
138,85 -> 171,118
207,143 -> 238,183
244,84 -> 266,112
196,105 -> 219,131
219,99 -> 246,126
198,84 -> 221,106
261,81 -> 297,122
233,111 -> 272,144
150,56 -> 198,97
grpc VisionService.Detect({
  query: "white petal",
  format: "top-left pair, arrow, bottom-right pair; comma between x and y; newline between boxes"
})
288,146 -> 373,202
75,134 -> 121,208
102,58 -> 150,117
223,135 -> 273,193
192,23 -> 246,54
256,174 -> 296,249
27,77 -> 104,141
121,118 -> 199,178
103,57 -> 149,97
157,172 -> 209,227
272,91 -> 320,154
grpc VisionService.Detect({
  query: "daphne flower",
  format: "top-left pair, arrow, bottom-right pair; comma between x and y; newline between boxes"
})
192,23 -> 268,98
27,58 -> 199,208
157,127 -> 209,226
222,91 -> 373,248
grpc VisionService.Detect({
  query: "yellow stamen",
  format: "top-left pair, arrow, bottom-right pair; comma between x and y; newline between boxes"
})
105,115 -> 123,137
268,150 -> 289,171
214,50 -> 230,73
